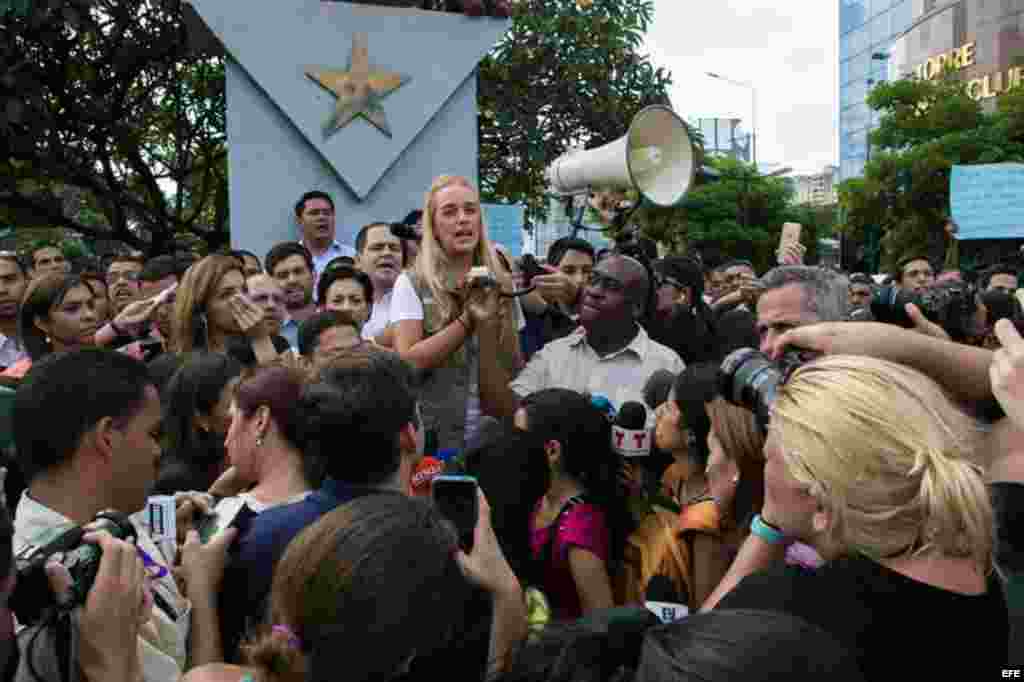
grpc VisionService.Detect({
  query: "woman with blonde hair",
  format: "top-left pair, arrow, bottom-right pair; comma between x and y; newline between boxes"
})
391,175 -> 522,451
704,355 -> 1007,678
170,255 -> 288,365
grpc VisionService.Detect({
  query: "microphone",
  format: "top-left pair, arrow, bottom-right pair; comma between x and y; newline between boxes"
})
410,456 -> 443,497
612,401 -> 652,458
644,575 -> 689,623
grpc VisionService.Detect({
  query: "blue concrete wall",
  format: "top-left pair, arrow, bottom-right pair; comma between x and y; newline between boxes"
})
188,0 -> 509,261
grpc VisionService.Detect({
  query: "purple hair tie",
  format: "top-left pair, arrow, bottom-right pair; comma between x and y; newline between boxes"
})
272,624 -> 302,650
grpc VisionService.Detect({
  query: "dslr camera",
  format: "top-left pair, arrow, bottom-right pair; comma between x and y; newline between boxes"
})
11,510 -> 136,626
518,254 -> 546,287
718,348 -> 815,433
870,282 -> 980,341
390,222 -> 421,242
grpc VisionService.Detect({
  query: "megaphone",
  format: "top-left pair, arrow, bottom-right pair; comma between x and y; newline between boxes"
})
545,105 -> 696,207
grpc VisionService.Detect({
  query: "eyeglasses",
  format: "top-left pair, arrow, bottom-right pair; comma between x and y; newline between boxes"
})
587,272 -> 625,293
107,271 -> 141,284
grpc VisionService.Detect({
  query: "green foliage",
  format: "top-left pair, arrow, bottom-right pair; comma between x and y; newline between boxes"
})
837,76 -> 1024,273
667,156 -> 799,272
478,0 -> 674,219
0,0 -> 228,255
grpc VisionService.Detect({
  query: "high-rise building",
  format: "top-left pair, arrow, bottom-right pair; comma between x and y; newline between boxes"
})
838,1 -> 915,182
792,165 -> 839,206
697,118 -> 752,163
839,1 -> 1024,183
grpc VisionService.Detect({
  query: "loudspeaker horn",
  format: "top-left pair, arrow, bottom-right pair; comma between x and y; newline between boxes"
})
545,105 -> 696,207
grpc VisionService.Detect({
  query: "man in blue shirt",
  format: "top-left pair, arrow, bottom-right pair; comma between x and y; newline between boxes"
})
218,347 -> 424,660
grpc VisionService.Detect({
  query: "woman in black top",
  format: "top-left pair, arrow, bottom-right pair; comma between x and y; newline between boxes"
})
706,355 -> 1008,679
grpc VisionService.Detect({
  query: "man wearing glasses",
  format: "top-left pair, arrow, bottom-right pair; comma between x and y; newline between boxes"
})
477,254 -> 685,418
106,253 -> 145,316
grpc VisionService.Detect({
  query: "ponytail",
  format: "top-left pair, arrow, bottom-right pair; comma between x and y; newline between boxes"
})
240,624 -> 308,682
914,447 -> 993,568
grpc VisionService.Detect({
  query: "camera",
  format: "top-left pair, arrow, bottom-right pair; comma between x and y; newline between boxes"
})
11,510 -> 136,626
870,282 -> 980,341
390,222 -> 421,242
467,267 -> 497,290
718,348 -> 813,433
519,254 -> 546,286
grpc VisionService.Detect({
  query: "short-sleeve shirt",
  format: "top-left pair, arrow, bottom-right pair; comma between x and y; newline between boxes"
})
717,554 -> 1009,679
511,325 -> 685,417
530,501 -> 610,620
362,289 -> 393,341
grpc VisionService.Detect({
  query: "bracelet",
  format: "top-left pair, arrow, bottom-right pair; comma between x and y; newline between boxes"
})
109,320 -> 126,337
750,514 -> 787,545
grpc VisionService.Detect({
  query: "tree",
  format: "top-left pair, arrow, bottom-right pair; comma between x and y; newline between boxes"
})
836,76 -> 1024,274
652,156 -> 797,272
0,0 -> 228,255
477,0 -> 674,219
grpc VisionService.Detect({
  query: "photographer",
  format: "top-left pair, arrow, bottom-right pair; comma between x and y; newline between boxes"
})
755,266 -> 849,354
11,349 -> 234,681
704,354 -> 1007,678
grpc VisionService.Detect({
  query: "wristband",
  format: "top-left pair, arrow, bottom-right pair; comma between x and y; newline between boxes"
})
750,514 -> 787,545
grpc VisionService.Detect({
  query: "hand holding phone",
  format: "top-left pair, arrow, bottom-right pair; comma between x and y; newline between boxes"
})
433,475 -> 479,551
448,485 -> 520,597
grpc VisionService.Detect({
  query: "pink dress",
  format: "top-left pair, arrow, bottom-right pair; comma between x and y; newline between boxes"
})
530,500 -> 610,620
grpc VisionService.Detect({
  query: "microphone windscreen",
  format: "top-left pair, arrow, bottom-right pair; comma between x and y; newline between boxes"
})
612,401 -> 651,458
614,401 -> 648,430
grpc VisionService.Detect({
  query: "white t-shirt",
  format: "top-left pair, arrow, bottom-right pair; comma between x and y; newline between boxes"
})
361,289 -> 393,341
391,272 -> 524,445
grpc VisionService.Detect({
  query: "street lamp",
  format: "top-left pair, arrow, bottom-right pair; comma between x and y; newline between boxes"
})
707,71 -> 757,167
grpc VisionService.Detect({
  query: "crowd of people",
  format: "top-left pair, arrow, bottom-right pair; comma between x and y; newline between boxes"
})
0,176 -> 1018,681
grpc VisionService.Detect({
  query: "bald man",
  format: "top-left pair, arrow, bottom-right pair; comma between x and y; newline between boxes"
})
478,254 -> 685,419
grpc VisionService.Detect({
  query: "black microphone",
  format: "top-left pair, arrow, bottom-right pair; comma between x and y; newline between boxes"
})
612,401 -> 651,458
644,575 -> 689,623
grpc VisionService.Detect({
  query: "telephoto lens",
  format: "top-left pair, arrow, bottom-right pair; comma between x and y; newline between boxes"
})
869,286 -> 919,327
718,348 -> 784,434
718,348 -> 816,433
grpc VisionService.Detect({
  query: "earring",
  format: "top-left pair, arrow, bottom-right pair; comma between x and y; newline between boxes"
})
731,475 -> 740,484
255,435 -> 264,447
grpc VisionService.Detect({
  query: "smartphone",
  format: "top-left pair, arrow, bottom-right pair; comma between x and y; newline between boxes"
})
432,475 -> 479,551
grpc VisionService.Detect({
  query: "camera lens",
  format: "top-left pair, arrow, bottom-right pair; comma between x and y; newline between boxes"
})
719,348 -> 784,433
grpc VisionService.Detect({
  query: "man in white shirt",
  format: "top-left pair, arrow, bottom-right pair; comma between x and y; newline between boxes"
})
477,254 -> 685,418
294,190 -> 356,296
0,254 -> 26,370
10,350 -> 231,682
355,222 -> 404,345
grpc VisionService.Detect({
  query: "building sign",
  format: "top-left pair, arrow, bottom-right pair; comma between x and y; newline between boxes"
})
911,41 -> 1024,100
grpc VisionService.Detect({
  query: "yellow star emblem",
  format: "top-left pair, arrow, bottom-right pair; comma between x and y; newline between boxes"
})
305,33 -> 411,139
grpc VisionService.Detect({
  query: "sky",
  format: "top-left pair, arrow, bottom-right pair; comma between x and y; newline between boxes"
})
645,0 -> 838,176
